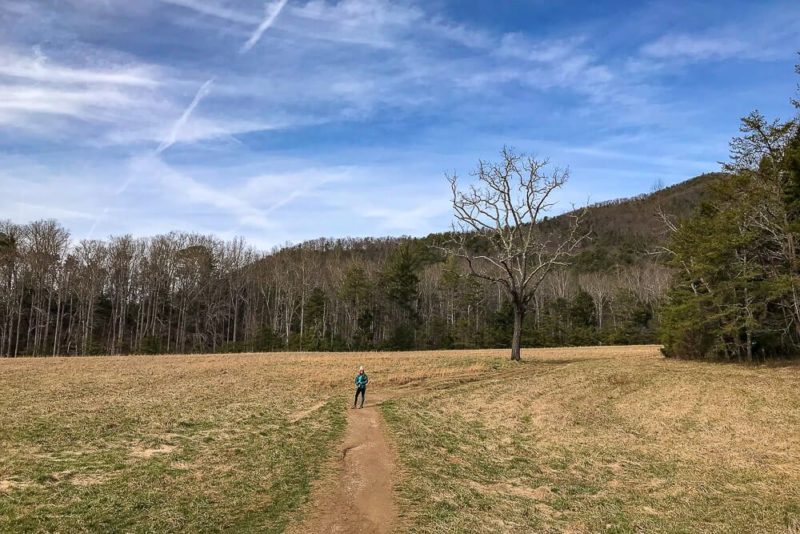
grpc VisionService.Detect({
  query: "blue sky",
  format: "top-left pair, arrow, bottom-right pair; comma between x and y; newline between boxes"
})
1,0 -> 798,249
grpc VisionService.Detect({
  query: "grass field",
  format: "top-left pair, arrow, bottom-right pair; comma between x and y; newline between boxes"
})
382,347 -> 800,532
1,347 -> 799,532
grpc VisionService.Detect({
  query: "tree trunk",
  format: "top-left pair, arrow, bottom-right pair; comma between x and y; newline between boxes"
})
52,288 -> 61,356
14,290 -> 23,357
746,327 -> 753,363
511,304 -> 524,361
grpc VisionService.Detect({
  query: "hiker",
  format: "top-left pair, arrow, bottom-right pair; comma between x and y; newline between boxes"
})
353,365 -> 369,409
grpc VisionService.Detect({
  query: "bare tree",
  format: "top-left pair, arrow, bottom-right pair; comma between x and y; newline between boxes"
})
74,240 -> 107,355
443,147 -> 588,360
579,272 -> 615,330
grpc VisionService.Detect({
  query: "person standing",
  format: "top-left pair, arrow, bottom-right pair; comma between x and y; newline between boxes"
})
353,366 -> 369,409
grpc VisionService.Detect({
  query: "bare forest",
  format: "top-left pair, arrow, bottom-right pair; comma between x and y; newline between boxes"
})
0,175 -> 712,357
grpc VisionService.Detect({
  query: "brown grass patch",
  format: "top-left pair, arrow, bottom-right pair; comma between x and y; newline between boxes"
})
468,479 -> 554,501
70,473 -> 111,486
130,444 -> 178,459
0,479 -> 31,492
288,400 -> 328,423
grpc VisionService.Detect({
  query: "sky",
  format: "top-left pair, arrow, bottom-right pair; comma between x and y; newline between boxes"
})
1,0 -> 799,250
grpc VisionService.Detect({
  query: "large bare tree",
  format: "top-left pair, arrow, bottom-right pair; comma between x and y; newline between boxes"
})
444,147 -> 588,361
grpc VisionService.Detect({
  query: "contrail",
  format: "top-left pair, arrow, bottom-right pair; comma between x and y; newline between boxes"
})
85,206 -> 109,240
240,0 -> 289,54
156,77 -> 215,153
87,77 -> 214,239
88,0 -> 287,241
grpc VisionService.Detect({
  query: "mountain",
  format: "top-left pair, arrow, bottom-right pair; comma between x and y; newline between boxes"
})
556,172 -> 722,272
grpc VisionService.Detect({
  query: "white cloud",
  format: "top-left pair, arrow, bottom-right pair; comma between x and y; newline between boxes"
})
0,0 -> 643,150
129,154 -> 279,231
104,116 -> 287,147
0,157 -> 112,230
0,47 -> 169,139
361,198 -> 450,233
0,84 -> 136,118
640,5 -> 800,63
0,46 -> 286,148
158,0 -> 259,25
641,34 -> 752,61
497,34 -> 583,63
0,47 -> 160,87
14,202 -> 95,221
286,0 -> 423,47
118,156 -> 354,243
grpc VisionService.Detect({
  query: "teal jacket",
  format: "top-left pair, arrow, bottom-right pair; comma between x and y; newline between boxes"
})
355,373 -> 369,388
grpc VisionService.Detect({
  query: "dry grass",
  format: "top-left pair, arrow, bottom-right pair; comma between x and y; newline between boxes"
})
2,347 -> 799,532
0,350 -> 498,532
380,346 -> 800,533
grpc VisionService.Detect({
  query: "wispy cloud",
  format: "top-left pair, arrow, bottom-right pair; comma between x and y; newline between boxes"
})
0,47 -> 163,133
0,84 -> 137,120
104,115 -> 288,147
0,156 -> 114,234
0,47 -> 160,87
2,0 -> 799,248
283,0 -> 422,48
362,198 -> 450,232
641,34 -> 752,61
0,2 -> 631,145
640,4 -> 800,63
158,0 -> 258,25
93,76 -> 216,238
124,157 -> 359,242
130,154 -> 278,231
240,0 -> 289,53
0,44 -> 271,149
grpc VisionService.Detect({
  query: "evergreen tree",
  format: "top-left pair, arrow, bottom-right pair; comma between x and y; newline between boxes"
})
661,62 -> 800,361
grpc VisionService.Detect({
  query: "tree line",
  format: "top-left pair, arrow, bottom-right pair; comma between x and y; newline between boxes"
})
0,219 -> 669,357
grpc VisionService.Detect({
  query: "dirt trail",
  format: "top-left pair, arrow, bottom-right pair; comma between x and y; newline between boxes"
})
289,369 -> 524,533
289,392 -> 398,534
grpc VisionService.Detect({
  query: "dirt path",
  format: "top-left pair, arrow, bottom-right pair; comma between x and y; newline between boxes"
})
289,369 -> 526,533
288,367 -> 527,533
289,392 -> 398,534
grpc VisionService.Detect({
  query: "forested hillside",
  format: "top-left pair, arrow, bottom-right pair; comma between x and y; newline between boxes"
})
0,173 -> 718,356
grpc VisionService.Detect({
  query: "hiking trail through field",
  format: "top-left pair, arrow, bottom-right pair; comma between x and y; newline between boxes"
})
289,392 -> 398,534
289,367 -> 532,533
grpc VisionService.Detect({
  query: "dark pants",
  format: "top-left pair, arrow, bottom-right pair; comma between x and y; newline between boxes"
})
354,386 -> 366,407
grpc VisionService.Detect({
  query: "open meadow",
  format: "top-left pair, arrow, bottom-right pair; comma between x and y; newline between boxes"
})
2,346 -> 799,533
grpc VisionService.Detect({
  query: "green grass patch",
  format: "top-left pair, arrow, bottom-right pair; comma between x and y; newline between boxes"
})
1,387 -> 346,532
